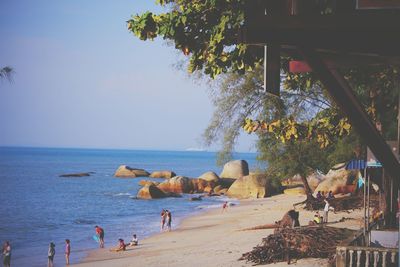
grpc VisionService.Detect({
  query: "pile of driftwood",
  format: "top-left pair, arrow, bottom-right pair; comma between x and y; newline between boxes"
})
241,210 -> 300,231
240,226 -> 354,265
299,195 -> 379,211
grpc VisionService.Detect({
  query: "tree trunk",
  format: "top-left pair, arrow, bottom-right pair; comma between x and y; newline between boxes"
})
300,172 -> 314,200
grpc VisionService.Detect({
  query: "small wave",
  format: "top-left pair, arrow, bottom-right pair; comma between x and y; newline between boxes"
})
113,192 -> 132,197
195,204 -> 222,210
74,219 -> 96,225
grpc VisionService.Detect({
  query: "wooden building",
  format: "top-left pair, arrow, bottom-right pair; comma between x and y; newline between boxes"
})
240,1 -> 400,265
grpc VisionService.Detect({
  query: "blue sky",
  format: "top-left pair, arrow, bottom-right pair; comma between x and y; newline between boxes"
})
0,0 -> 255,152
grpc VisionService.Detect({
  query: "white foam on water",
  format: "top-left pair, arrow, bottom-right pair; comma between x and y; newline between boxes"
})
113,192 -> 132,197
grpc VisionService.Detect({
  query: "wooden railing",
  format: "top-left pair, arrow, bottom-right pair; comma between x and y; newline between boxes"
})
336,245 -> 398,267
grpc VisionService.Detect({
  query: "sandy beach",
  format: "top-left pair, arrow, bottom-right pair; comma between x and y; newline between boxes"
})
73,194 -> 363,267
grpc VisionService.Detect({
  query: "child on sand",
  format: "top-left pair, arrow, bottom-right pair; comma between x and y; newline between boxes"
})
47,242 -> 55,267
109,239 -> 126,252
65,239 -> 71,265
129,234 -> 138,246
313,211 -> 322,224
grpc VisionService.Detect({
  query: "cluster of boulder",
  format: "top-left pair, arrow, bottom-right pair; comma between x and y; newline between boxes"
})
283,163 -> 360,197
114,160 -> 277,200
114,160 -> 361,200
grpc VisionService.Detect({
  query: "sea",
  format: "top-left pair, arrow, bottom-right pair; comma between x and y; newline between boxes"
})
0,147 -> 258,267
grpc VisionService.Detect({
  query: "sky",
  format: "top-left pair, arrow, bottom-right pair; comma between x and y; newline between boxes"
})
0,0 -> 256,152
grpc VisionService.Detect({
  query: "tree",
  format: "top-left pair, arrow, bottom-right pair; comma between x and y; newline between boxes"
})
0,66 -> 13,83
129,1 -> 399,204
128,1 -> 398,148
203,67 -> 363,201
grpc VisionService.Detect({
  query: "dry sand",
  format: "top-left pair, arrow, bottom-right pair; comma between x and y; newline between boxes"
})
73,194 -> 363,267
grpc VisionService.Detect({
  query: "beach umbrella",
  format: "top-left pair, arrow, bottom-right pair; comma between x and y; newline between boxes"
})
345,159 -> 366,170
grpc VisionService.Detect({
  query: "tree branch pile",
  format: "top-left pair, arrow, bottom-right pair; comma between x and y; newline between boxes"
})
298,195 -> 379,211
239,226 -> 355,265
241,210 -> 300,231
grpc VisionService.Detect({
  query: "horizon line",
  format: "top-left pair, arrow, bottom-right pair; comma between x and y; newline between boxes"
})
0,145 -> 257,154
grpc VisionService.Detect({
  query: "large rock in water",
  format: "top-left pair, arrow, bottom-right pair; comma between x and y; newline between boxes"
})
114,165 -> 150,178
314,163 -> 358,195
138,180 -> 160,187
226,173 -> 274,199
59,172 -> 92,177
219,160 -> 249,179
137,185 -> 166,199
157,176 -> 193,193
190,178 -> 215,193
198,171 -> 219,183
149,170 -> 176,179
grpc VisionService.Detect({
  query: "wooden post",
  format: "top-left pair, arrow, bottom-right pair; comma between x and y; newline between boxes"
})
336,246 -> 347,267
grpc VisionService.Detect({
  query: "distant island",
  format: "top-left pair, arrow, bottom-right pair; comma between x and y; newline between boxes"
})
185,148 -> 207,152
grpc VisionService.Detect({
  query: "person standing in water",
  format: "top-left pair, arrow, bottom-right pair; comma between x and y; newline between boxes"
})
65,239 -> 71,265
95,225 -> 105,248
2,241 -> 11,267
166,210 -> 172,231
160,209 -> 166,232
47,242 -> 55,267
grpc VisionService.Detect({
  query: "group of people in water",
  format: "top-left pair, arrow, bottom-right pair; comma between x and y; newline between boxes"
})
1,209 -> 171,266
160,209 -> 173,232
2,239 -> 70,267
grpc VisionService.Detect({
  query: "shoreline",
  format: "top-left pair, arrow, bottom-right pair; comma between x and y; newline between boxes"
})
72,194 -> 364,267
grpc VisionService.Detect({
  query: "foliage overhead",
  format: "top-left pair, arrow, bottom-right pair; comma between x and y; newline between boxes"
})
129,1 -> 399,165
128,0 -> 261,79
0,66 -> 14,83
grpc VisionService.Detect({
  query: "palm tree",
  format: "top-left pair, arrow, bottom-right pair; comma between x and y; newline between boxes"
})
0,66 -> 14,83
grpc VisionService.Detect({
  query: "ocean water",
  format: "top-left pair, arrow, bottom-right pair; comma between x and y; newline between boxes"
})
0,147 -> 258,267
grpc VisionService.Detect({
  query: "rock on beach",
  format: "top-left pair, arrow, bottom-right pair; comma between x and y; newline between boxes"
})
219,160 -> 249,179
226,173 -> 275,199
198,171 -> 219,183
314,163 -> 358,195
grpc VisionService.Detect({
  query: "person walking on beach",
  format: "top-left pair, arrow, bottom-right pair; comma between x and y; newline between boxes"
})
323,199 -> 334,223
222,201 -> 228,213
95,225 -> 105,248
47,242 -> 55,267
2,241 -> 11,267
166,210 -> 172,231
65,239 -> 71,265
160,209 -> 166,231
